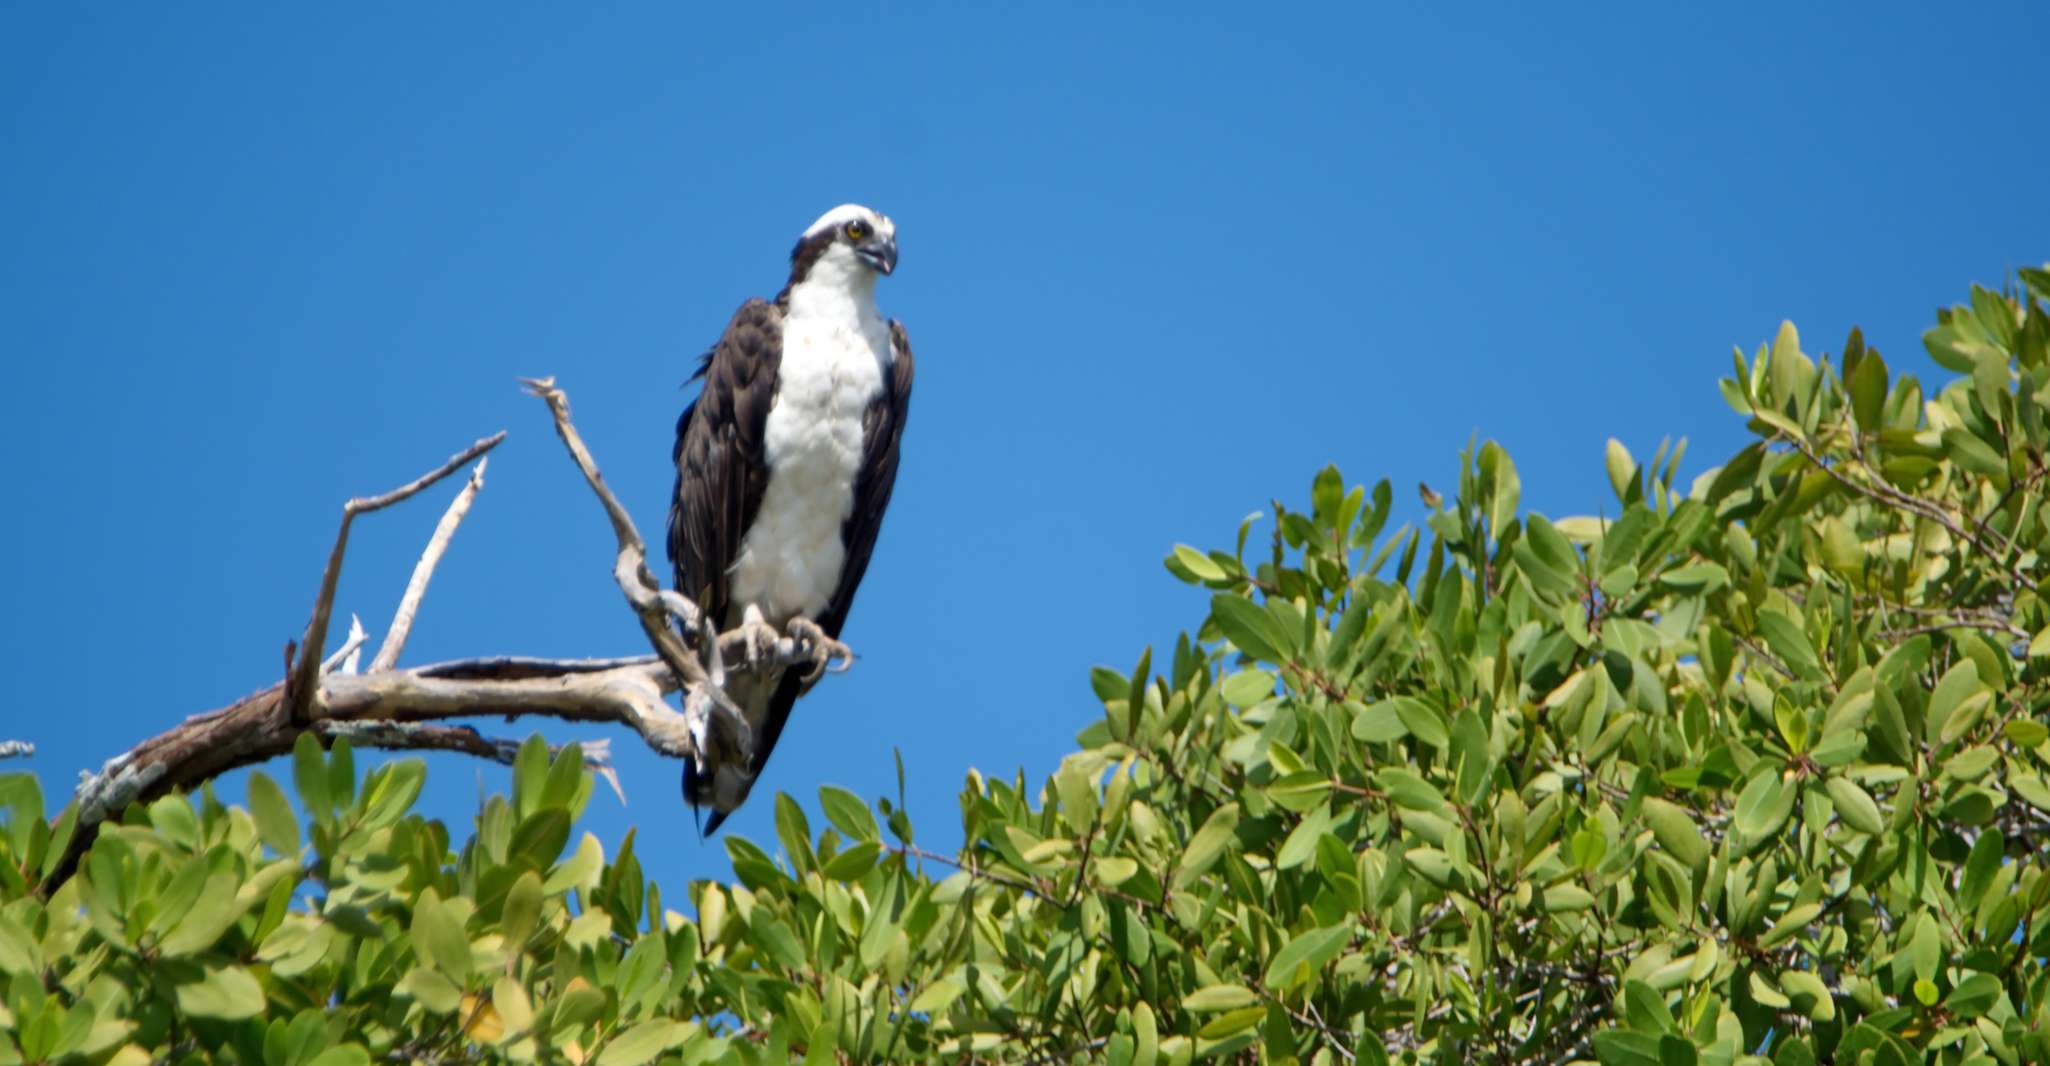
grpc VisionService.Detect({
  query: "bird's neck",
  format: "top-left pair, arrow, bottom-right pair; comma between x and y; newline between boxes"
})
784,256 -> 879,326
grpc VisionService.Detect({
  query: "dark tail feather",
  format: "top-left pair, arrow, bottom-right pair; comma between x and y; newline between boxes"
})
701,809 -> 732,838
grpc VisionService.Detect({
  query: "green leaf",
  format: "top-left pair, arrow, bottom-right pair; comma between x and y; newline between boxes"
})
1264,772 -> 1332,814
2005,719 -> 2049,747
1543,883 -> 1595,912
175,963 -> 266,1020
1389,696 -> 1450,749
1183,984 -> 1259,1011
1944,972 -> 2002,1018
1174,804 -> 1240,888
493,977 -> 534,1040
1926,660 -> 1984,744
1311,464 -> 1343,526
748,907 -> 805,971
1849,348 -> 1888,432
822,841 -> 881,881
1733,771 -> 1792,845
1374,768 -> 1445,813
1592,1029 -> 1664,1066
291,732 -> 330,819
542,833 -> 605,895
410,889 -> 473,981
1824,777 -> 1883,835
1942,427 -> 2008,480
552,982 -> 607,1031
1756,610 -> 1823,681
1606,438 -> 1638,502
1169,544 -> 1228,583
1196,1006 -> 1264,1040
1092,856 -> 1139,887
1641,798 -> 1707,868
1760,902 -> 1822,948
1350,700 -> 1409,743
1960,828 -> 2005,911
1657,1035 -> 1698,1066
1404,847 -> 1461,889
1817,516 -> 1863,577
1133,1002 -> 1160,1066
1479,441 -> 1521,535
1262,924 -> 1350,989
1912,911 -> 1940,983
247,771 -> 301,854
327,735 -> 356,812
500,871 -> 542,952
306,1049 -> 372,1066
597,1021 -> 692,1066
1220,669 -> 1276,709
1274,804 -> 1332,869
158,871 -> 246,957
1211,595 -> 1291,662
1659,562 -> 1728,594
819,785 -> 879,844
1780,969 -> 1834,1021
510,808 -> 572,871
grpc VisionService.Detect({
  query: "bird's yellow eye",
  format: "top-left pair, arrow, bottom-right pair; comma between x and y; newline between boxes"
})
844,220 -> 869,241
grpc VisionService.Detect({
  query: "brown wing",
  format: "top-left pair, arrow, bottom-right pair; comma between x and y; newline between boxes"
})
667,298 -> 783,631
745,319 -> 915,778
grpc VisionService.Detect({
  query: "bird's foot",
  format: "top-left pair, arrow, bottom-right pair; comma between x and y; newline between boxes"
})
734,604 -> 780,670
787,617 -> 854,683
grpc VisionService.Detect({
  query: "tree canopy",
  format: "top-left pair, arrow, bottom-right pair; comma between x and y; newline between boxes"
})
5,269 -> 2050,1065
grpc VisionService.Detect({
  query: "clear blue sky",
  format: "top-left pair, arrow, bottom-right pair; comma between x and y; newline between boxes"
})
5,5 -> 2045,895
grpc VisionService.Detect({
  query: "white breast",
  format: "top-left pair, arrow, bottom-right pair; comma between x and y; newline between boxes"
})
729,278 -> 892,625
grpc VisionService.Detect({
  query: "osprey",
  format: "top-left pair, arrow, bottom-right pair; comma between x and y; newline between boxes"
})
667,204 -> 913,836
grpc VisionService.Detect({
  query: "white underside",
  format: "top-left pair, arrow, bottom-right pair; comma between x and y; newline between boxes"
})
728,253 -> 892,626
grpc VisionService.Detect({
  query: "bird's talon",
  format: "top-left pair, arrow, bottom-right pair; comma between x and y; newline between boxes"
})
785,618 -> 852,683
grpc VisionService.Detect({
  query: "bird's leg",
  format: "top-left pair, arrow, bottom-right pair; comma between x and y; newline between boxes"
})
785,616 -> 854,683
734,603 -> 780,671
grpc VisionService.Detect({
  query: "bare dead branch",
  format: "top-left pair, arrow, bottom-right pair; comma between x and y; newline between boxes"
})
287,432 -> 508,725
0,741 -> 32,760
42,381 -> 854,896
371,456 -> 488,672
50,655 -> 674,889
519,377 -> 709,690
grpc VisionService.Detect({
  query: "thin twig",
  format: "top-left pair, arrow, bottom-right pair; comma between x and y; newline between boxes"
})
1271,994 -> 1356,1063
321,614 -> 367,675
892,843 -> 1056,903
1781,431 -> 2038,594
372,456 -> 489,672
288,432 -> 508,724
1732,634 -> 1796,682
1878,620 -> 2025,642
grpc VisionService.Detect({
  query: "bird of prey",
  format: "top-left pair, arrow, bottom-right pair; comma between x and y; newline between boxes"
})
667,204 -> 913,836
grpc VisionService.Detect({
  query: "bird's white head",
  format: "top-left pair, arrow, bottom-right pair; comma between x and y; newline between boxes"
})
787,204 -> 898,291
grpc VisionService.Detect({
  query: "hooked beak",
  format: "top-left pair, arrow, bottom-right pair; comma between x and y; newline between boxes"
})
856,235 -> 897,276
